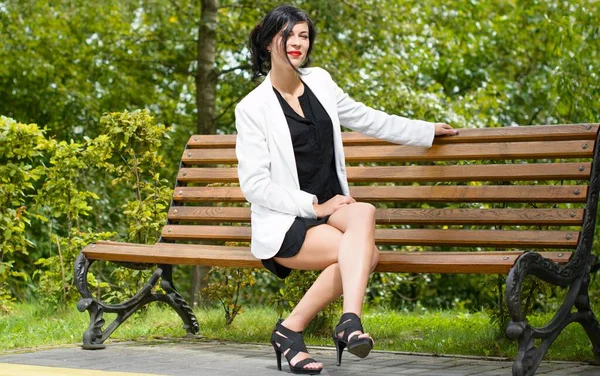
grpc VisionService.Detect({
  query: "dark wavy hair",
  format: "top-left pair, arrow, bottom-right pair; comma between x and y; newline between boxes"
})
249,5 -> 316,79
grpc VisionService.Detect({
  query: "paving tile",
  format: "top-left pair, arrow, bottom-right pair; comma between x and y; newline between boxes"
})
1,340 -> 599,376
472,371 -> 512,376
571,371 -> 600,376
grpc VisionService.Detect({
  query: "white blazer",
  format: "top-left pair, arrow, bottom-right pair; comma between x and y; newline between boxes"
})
235,67 -> 435,260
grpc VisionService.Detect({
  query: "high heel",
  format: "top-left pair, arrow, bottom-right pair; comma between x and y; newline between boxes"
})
333,312 -> 374,366
270,319 -> 323,375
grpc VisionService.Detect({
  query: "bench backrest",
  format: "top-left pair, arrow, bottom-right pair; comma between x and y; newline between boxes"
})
162,124 -> 600,272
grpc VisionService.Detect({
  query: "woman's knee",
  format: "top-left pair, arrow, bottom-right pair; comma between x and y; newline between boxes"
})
352,202 -> 376,214
348,202 -> 376,223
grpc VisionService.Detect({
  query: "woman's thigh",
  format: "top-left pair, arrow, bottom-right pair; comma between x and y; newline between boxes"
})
274,224 -> 343,271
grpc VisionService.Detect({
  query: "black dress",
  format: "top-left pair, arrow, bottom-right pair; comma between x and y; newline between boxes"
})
261,82 -> 344,279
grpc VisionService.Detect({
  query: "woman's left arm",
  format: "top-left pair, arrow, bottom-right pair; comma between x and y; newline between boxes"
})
329,71 -> 456,146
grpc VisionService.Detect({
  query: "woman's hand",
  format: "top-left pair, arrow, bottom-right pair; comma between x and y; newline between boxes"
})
434,123 -> 458,137
313,194 -> 356,217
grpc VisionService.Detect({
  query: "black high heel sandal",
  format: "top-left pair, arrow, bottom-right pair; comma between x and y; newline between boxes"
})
332,312 -> 374,366
270,319 -> 323,375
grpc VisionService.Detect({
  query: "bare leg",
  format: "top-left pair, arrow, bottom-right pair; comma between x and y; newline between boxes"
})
326,203 -> 378,341
277,204 -> 379,327
327,203 -> 377,315
273,225 -> 342,371
273,203 -> 379,370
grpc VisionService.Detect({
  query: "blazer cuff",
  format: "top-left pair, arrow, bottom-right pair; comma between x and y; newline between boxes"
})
417,120 -> 436,148
291,190 -> 318,219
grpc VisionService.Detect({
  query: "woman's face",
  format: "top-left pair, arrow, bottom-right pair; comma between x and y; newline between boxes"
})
268,22 -> 310,71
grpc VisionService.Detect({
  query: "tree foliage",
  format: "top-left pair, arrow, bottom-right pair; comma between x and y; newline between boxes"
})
2,0 -> 598,137
1,0 -> 599,315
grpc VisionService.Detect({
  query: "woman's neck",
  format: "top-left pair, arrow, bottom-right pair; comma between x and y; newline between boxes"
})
270,64 -> 302,96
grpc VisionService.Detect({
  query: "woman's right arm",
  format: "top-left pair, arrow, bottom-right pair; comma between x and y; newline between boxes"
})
235,104 -> 318,219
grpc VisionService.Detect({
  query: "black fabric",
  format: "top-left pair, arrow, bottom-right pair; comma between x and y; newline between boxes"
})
261,82 -> 344,279
274,82 -> 343,203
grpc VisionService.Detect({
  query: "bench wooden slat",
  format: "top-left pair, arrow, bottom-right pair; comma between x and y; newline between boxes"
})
343,163 -> 590,182
160,225 -> 578,248
85,241 -> 261,268
376,250 -> 571,273
185,124 -> 599,148
343,141 -> 595,163
344,124 -> 598,145
172,185 -> 588,203
168,207 -> 584,226
374,208 -> 584,225
181,140 -> 594,164
177,163 -> 591,183
82,241 -> 572,274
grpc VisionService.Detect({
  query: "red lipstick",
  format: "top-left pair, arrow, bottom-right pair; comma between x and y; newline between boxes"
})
287,51 -> 301,56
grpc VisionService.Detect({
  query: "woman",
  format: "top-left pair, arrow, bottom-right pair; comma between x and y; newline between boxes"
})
235,5 -> 457,375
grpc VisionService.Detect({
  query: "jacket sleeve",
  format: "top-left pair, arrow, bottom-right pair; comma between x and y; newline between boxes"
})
235,103 -> 318,218
327,70 -> 435,147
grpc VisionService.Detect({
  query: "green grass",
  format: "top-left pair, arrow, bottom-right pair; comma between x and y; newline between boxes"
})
0,303 -> 595,362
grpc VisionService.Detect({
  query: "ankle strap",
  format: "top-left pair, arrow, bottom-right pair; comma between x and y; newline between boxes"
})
274,319 -> 303,339
272,320 -> 308,361
335,312 -> 364,342
339,312 -> 362,325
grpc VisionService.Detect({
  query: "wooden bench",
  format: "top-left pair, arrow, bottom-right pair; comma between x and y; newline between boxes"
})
75,123 -> 600,376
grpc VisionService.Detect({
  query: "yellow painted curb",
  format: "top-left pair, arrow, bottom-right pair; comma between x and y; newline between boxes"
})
0,363 -> 163,376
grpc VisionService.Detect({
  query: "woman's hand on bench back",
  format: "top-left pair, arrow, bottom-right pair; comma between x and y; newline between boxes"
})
434,123 -> 458,137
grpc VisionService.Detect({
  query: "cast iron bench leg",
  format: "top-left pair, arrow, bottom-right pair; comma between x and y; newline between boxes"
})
506,253 -> 600,375
157,264 -> 199,336
573,259 -> 600,366
74,251 -> 199,349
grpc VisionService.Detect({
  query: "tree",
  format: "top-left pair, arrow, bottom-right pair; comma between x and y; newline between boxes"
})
1,0 -> 599,310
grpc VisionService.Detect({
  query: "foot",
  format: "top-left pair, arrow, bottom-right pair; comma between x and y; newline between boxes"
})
273,331 -> 323,372
335,314 -> 375,346
333,313 -> 374,365
336,326 -> 374,345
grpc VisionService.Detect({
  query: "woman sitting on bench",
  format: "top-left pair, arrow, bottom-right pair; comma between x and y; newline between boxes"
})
235,4 -> 457,374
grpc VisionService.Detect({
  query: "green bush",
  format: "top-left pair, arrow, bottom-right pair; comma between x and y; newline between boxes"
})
0,116 -> 47,311
1,110 -> 172,308
201,266 -> 257,326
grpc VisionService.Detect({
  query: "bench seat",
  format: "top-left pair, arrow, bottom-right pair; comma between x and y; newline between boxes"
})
83,241 -> 572,274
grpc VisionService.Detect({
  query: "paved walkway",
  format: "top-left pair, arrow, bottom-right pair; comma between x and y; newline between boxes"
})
0,339 -> 598,376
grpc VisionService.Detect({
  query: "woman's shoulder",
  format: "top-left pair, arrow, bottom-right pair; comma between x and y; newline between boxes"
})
300,67 -> 338,91
301,66 -> 332,79
236,67 -> 333,113
236,82 -> 268,114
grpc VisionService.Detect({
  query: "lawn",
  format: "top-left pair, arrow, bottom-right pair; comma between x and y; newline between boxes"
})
0,303 -> 595,362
